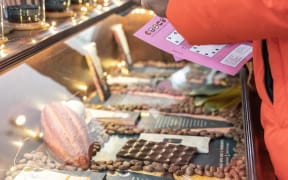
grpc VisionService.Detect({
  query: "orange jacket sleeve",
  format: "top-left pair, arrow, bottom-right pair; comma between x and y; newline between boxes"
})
166,0 -> 288,44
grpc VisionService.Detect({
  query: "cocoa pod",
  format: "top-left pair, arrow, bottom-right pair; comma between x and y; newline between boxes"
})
41,102 -> 90,169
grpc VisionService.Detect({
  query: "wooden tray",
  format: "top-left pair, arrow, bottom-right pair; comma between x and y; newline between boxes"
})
6,21 -> 50,31
46,10 -> 75,19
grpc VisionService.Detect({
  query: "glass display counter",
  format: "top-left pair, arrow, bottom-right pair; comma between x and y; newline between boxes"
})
0,1 -> 276,179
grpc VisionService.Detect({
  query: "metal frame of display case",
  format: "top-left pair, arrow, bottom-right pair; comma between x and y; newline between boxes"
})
240,68 -> 276,180
0,0 -> 134,72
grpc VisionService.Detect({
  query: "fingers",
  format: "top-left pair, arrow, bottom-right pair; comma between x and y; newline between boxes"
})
131,0 -> 141,5
138,0 -> 168,17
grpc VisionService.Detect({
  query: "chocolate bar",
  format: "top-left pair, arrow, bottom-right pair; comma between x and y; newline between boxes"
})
116,139 -> 197,165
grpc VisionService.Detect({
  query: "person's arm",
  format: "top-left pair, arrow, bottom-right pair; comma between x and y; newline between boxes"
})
166,0 -> 288,44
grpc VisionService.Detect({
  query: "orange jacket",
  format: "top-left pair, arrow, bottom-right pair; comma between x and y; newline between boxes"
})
167,0 -> 288,179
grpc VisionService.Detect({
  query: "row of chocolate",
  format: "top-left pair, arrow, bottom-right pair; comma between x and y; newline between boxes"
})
5,0 -> 111,24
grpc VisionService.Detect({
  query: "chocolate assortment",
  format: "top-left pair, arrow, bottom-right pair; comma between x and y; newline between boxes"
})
6,5 -> 41,23
116,139 -> 197,165
45,0 -> 70,12
4,61 -> 248,180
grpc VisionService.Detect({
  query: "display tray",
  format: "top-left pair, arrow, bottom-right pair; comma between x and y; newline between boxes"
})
46,10 -> 75,18
104,93 -> 182,106
3,64 -> 246,180
5,21 -> 50,30
5,102 -> 244,180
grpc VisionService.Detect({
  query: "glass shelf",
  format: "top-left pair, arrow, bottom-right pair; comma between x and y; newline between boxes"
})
0,0 -> 133,72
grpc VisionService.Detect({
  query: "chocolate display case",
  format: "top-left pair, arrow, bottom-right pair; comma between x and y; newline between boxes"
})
0,1 -> 276,180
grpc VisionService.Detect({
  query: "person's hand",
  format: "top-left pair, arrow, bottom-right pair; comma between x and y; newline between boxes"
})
131,0 -> 141,5
134,0 -> 169,17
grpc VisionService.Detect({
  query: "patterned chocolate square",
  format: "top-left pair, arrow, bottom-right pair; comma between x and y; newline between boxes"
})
116,139 -> 197,165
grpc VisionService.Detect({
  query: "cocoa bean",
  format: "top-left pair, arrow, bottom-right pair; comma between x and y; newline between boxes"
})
107,165 -> 116,171
130,165 -> 142,171
143,161 -> 151,165
224,166 -> 230,172
215,132 -> 224,138
91,165 -> 103,172
194,168 -> 203,176
65,165 -> 77,171
210,166 -> 216,173
151,128 -> 161,133
23,153 -> 33,160
217,167 -> 224,173
154,165 -> 165,172
196,165 -> 203,170
175,170 -> 185,176
204,165 -> 210,171
168,165 -> 180,173
122,161 -> 131,167
194,107 -> 202,114
185,166 -> 194,176
199,130 -> 209,136
204,170 -> 213,177
106,160 -> 113,165
118,165 -> 129,171
143,165 -> 154,172
18,159 -> 27,163
188,163 -> 196,168
214,171 -> 225,178
181,165 -> 188,170
107,130 -> 115,135
163,163 -> 170,170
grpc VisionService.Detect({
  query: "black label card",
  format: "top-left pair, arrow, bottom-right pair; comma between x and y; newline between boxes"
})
107,172 -> 173,180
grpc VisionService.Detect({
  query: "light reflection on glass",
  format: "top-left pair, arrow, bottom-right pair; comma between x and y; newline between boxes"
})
31,39 -> 37,44
11,141 -> 23,147
24,129 -> 41,139
96,4 -> 102,9
15,115 -> 26,126
49,26 -> 57,34
71,17 -> 77,25
51,21 -> 57,27
113,0 -> 122,6
10,166 -> 16,172
120,60 -> 126,66
131,8 -> 151,15
0,48 -> 7,57
80,6 -> 88,12
102,6 -> 110,11
140,8 -> 146,14
78,84 -> 88,91
39,132 -> 43,138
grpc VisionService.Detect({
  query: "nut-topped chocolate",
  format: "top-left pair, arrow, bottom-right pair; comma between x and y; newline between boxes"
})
116,139 -> 197,165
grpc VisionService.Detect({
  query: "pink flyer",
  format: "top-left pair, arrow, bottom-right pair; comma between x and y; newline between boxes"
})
134,16 -> 253,76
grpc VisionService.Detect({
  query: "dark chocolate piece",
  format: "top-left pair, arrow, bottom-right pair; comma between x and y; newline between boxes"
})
116,139 -> 197,165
